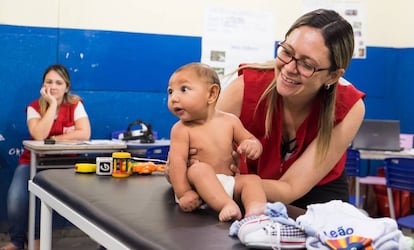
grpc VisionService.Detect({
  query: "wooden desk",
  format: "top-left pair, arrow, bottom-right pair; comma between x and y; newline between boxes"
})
23,140 -> 127,250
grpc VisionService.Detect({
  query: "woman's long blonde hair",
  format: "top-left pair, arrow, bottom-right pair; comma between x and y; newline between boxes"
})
39,64 -> 81,116
239,9 -> 354,162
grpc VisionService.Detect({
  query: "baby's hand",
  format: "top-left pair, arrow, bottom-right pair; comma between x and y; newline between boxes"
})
237,139 -> 262,160
179,190 -> 202,212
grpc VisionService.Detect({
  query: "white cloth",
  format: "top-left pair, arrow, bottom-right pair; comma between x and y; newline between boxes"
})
296,200 -> 413,250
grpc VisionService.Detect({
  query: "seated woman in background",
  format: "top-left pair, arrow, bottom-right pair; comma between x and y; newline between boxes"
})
2,64 -> 91,250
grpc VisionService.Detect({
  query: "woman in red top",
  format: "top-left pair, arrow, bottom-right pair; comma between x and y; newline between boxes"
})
217,9 -> 365,209
2,64 -> 91,250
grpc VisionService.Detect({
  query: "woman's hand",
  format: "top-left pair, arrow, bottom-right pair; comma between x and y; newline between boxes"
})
229,150 -> 240,175
40,86 -> 57,106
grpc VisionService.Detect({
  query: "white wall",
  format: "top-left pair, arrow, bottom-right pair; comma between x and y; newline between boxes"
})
0,0 -> 413,47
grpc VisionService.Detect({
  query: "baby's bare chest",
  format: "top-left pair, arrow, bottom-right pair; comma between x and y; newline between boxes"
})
187,125 -> 234,171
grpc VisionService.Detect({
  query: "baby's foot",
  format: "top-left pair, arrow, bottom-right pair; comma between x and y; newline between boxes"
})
219,202 -> 242,222
244,201 -> 266,218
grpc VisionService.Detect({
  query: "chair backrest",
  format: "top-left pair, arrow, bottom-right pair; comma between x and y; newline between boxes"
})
384,158 -> 414,192
345,148 -> 361,177
145,145 -> 170,161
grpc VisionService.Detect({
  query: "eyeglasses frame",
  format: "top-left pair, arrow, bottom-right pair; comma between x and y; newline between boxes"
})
276,42 -> 331,78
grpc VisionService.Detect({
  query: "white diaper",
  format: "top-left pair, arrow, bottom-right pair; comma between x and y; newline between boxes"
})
175,174 -> 235,204
216,173 -> 235,198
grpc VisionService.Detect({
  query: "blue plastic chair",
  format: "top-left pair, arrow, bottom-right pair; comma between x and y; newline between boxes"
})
345,148 -> 386,209
384,157 -> 414,229
345,148 -> 362,207
145,145 -> 169,161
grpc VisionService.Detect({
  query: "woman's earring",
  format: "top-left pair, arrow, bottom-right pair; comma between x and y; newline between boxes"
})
325,84 -> 331,90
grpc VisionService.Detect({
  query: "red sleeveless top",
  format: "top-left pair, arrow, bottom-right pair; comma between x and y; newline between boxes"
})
19,99 -> 80,164
239,67 -> 365,185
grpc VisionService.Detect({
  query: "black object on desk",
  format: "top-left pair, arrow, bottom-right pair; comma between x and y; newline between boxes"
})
44,139 -> 56,144
32,169 -> 246,250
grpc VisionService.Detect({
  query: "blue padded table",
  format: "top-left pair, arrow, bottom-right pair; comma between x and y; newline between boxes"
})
29,169 -> 246,250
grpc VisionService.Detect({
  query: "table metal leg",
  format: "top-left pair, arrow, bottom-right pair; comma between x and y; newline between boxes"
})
28,151 -> 37,250
40,202 -> 53,250
355,177 -> 361,208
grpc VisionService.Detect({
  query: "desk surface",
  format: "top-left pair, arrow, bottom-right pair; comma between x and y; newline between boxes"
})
33,169 -> 245,250
23,140 -> 128,152
126,139 -> 170,149
359,148 -> 414,160
23,139 -> 170,152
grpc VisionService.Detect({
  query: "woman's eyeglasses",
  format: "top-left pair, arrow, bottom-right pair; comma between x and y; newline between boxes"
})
276,43 -> 330,78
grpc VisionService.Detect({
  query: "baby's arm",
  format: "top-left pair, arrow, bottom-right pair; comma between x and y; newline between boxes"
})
168,124 -> 202,211
237,138 -> 262,160
229,113 -> 263,160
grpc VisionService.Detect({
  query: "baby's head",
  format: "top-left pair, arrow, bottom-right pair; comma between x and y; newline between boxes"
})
174,62 -> 220,89
167,63 -> 221,121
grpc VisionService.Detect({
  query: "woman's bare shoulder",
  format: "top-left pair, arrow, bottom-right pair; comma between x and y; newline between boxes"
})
217,75 -> 244,116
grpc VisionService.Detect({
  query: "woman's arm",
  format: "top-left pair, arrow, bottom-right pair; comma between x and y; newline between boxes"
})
217,75 -> 244,116
262,99 -> 365,204
53,116 -> 91,141
28,102 -> 91,141
28,86 -> 59,139
28,104 -> 58,140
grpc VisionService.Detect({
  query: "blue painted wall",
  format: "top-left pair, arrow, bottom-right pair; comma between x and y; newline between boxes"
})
1,24 -> 413,227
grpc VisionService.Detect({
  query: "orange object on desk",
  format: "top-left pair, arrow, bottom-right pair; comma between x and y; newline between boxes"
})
131,162 -> 165,174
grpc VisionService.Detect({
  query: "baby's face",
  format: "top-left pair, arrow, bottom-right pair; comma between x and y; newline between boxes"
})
167,70 -> 211,122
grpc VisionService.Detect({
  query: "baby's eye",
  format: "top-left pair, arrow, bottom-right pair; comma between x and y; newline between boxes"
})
167,88 -> 173,95
180,86 -> 189,92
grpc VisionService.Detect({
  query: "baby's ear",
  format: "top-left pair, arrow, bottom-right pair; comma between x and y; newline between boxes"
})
207,84 -> 220,104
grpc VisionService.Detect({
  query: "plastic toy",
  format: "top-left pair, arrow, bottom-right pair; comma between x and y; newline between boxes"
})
75,163 -> 97,173
112,152 -> 132,178
131,161 -> 165,174
75,153 -> 167,177
96,157 -> 113,175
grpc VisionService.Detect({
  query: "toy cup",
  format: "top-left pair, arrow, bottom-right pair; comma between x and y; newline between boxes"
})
112,152 -> 131,178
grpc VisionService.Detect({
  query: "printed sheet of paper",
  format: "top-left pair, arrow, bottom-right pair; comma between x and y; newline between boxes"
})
201,7 -> 276,88
302,0 -> 367,59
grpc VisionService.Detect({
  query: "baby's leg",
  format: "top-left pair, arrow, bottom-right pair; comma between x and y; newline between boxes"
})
234,174 -> 267,217
188,162 -> 241,221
